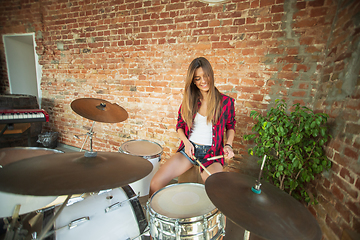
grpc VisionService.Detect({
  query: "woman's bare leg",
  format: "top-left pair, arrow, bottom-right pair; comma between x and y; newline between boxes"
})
149,152 -> 193,197
200,162 -> 223,183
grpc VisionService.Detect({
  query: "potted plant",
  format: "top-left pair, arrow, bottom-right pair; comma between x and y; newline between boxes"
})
244,99 -> 331,204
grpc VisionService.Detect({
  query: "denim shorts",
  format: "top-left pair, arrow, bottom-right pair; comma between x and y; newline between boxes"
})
179,141 -> 211,166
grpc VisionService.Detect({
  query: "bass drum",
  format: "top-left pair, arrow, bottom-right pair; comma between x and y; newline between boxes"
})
54,186 -> 147,240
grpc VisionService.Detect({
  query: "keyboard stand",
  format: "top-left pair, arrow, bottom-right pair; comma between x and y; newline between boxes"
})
0,123 -> 31,146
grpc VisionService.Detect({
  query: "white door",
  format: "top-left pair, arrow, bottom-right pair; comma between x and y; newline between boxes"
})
3,33 -> 42,107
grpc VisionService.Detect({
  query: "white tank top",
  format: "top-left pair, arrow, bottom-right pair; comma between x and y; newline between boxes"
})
189,113 -> 213,146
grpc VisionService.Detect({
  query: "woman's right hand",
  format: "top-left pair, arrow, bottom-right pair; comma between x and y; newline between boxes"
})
184,140 -> 195,159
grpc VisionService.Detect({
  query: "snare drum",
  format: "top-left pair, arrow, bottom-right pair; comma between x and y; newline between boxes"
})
0,147 -> 63,218
147,183 -> 225,239
119,139 -> 163,196
54,186 -> 147,240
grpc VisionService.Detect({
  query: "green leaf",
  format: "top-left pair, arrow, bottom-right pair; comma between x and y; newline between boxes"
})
278,165 -> 284,171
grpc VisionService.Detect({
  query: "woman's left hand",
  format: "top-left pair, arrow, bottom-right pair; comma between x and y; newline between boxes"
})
224,145 -> 234,159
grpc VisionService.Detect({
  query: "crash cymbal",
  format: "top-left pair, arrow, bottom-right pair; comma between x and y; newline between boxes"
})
205,172 -> 322,240
0,152 -> 152,196
0,147 -> 63,218
71,98 -> 128,123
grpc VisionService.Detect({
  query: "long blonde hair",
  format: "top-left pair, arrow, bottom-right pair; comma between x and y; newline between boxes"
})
181,57 -> 222,128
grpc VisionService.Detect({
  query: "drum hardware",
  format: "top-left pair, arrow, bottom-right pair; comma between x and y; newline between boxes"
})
41,216 -> 90,239
73,121 -> 95,152
251,155 -> 267,195
74,121 -> 98,157
105,193 -> 139,213
241,155 -> 267,240
65,195 -> 86,206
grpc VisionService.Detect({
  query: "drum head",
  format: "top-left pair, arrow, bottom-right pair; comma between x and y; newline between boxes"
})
150,183 -> 216,219
119,140 -> 162,158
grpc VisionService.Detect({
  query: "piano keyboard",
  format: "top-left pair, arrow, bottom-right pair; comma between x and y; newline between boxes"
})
0,109 -> 49,124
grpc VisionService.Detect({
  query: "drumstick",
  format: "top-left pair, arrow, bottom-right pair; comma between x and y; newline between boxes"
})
193,157 -> 212,176
206,155 -> 224,161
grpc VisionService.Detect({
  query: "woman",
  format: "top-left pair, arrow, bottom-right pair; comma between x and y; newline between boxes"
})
149,57 -> 236,196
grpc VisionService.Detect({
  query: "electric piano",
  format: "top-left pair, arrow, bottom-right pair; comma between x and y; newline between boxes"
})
0,109 -> 49,124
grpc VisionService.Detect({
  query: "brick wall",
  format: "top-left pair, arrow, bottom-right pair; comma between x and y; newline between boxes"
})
0,0 -> 359,239
311,0 -> 360,239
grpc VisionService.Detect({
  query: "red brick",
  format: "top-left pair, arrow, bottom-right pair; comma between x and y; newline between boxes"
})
234,18 -> 245,25
193,28 -> 214,35
237,2 -> 250,11
331,185 -> 344,201
346,200 -> 360,217
340,168 -> 355,184
245,24 -> 265,32
309,0 -> 325,7
212,42 -> 234,48
260,0 -> 276,7
265,22 -> 280,30
293,18 -> 318,28
271,4 -> 284,13
166,3 -> 185,11
310,7 -> 328,17
344,147 -> 359,160
272,13 -> 283,22
246,17 -> 256,24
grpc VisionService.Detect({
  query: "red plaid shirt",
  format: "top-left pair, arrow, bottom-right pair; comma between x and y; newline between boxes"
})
176,94 -> 236,167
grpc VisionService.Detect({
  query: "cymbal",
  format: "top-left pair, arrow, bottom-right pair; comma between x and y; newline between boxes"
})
0,152 -> 153,196
205,172 -> 322,240
0,147 -> 63,218
71,98 -> 128,123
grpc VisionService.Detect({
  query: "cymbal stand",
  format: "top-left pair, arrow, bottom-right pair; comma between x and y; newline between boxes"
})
74,121 -> 97,157
251,155 -> 267,194
242,155 -> 267,240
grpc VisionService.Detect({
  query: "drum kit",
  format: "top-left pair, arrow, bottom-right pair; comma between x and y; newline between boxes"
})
0,98 -> 323,240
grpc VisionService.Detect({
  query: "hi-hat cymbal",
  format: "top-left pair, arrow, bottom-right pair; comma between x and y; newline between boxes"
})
0,152 -> 153,196
205,172 -> 322,240
71,98 -> 128,123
